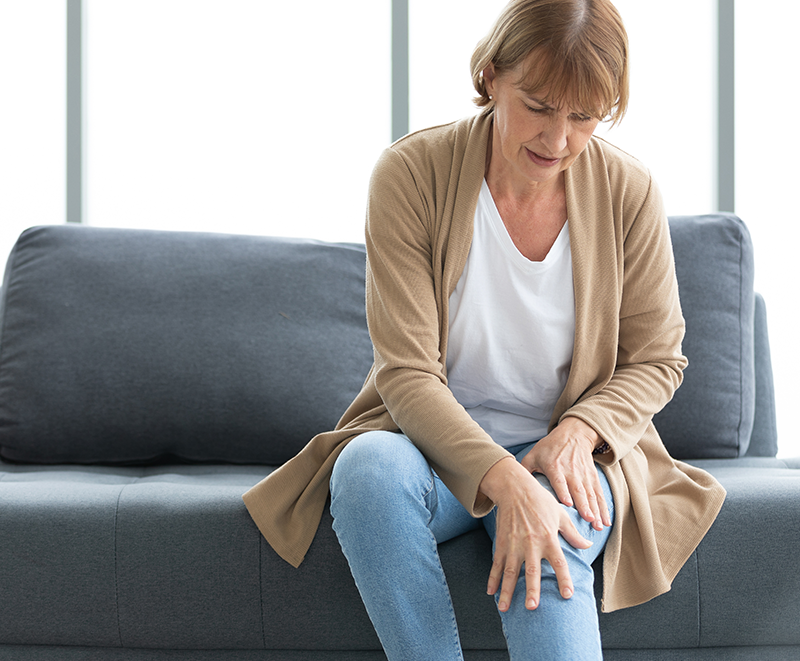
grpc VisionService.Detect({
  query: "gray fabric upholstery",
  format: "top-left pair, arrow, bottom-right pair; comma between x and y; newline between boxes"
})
654,214 -> 755,458
687,462 -> 800,648
0,226 -> 372,465
747,293 -> 778,456
3,458 -> 799,656
1,647 -> 798,661
0,216 -> 762,464
1,649 -> 799,661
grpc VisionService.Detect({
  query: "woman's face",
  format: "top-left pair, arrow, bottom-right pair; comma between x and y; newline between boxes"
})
484,59 -> 600,191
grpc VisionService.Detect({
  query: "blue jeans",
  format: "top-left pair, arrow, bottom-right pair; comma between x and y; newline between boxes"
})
329,431 -> 614,661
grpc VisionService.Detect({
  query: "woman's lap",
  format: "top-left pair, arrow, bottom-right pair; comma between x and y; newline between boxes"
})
330,430 -> 613,660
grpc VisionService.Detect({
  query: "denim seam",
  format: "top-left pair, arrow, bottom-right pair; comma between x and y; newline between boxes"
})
424,469 -> 463,658
426,524 -> 464,661
422,469 -> 436,522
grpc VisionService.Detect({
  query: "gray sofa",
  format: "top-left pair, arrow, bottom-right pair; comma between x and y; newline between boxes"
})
0,215 -> 797,660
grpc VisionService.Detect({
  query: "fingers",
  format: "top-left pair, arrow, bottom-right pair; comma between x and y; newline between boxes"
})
487,539 -> 526,612
486,556 -> 504,600
500,560 -> 525,612
558,512 -> 593,551
570,474 -> 606,531
490,548 -> 577,612
548,547 -> 575,601
488,526 -> 583,612
547,464 -> 611,530
523,558 -> 541,609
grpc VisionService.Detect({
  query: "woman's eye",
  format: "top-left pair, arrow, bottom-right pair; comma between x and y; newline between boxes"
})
526,105 -> 548,114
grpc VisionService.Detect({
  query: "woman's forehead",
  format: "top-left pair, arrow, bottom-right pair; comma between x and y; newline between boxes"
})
512,54 -> 612,117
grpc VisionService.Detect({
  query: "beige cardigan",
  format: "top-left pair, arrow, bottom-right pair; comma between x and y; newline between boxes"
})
243,111 -> 726,613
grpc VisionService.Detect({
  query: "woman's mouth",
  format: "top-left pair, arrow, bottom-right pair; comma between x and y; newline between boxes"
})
526,149 -> 561,167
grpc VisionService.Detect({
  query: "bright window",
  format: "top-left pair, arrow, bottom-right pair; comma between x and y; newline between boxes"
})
410,0 -> 716,217
86,0 -> 390,244
736,0 -> 800,457
0,0 -> 65,270
0,0 -> 795,457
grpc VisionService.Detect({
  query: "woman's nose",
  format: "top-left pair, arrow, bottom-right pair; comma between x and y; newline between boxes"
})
540,116 -> 568,154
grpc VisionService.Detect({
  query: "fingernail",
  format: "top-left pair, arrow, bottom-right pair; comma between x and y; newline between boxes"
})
499,601 -> 508,611
562,588 -> 573,599
527,598 -> 537,609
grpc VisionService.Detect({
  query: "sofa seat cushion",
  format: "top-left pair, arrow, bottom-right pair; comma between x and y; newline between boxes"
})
0,461 -> 387,652
0,463 -> 268,649
3,458 -> 799,652
597,458 -> 800,649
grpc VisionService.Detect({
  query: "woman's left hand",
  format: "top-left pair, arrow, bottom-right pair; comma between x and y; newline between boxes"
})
520,417 -> 612,531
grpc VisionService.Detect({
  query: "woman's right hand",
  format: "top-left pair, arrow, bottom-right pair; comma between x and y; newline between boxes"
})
479,456 -> 592,612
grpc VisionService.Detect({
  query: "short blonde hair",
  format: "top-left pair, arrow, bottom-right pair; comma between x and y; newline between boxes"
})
471,0 -> 629,125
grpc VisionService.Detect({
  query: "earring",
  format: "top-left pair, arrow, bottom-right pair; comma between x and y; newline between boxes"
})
489,95 -> 493,100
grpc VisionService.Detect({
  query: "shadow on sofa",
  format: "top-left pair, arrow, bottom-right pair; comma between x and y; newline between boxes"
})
0,214 -> 797,660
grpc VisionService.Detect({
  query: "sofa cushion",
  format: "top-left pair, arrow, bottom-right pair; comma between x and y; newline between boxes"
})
653,214 -> 755,458
0,225 -> 373,465
2,458 -> 798,652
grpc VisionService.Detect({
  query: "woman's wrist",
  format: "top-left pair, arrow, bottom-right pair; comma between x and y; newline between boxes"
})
557,416 -> 599,453
479,456 -> 537,504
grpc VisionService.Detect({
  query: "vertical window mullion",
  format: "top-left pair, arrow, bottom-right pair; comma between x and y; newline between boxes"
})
67,0 -> 84,224
392,0 -> 409,142
717,0 -> 735,212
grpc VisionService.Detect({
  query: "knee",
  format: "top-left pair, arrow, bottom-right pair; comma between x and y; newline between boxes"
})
330,431 -> 430,508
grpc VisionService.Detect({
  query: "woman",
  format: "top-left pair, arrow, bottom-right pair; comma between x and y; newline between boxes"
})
244,0 -> 726,658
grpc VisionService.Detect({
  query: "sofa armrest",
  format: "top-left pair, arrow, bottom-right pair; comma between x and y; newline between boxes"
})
746,292 -> 778,456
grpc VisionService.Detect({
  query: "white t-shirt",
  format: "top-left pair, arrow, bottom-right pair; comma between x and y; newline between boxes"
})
446,180 -> 576,448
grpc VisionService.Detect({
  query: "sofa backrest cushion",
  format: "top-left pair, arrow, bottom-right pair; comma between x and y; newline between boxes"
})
0,225 -> 373,465
0,215 -> 767,465
653,214 -> 756,458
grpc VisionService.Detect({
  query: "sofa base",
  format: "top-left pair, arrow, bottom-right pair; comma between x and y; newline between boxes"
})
1,646 -> 798,661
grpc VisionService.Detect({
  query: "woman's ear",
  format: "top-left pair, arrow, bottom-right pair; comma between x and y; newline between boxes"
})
483,63 -> 497,97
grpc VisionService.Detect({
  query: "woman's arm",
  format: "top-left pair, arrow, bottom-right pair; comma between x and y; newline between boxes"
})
523,173 -> 686,521
364,146 -> 511,516
565,174 -> 687,464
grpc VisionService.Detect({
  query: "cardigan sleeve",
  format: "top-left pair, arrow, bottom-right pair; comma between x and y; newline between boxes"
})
564,173 -> 688,464
363,146 -> 511,516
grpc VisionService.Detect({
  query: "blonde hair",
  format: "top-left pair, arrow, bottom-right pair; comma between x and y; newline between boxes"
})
471,0 -> 629,125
